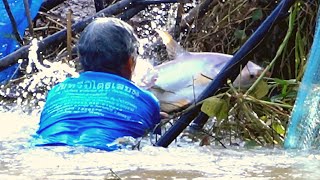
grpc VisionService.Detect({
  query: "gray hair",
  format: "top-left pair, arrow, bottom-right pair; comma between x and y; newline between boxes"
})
77,17 -> 139,75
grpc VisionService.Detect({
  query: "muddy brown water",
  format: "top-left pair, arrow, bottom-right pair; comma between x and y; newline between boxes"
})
0,109 -> 320,179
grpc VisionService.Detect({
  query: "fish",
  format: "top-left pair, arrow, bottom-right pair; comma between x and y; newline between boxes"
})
133,30 -> 264,113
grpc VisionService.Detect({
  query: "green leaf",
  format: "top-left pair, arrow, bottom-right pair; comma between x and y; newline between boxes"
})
201,97 -> 229,120
252,9 -> 263,21
249,80 -> 269,99
272,122 -> 285,136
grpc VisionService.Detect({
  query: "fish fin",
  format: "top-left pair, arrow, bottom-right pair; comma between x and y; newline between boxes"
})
155,29 -> 188,60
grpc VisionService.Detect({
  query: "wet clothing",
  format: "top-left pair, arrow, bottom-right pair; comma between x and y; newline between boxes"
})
34,71 -> 160,151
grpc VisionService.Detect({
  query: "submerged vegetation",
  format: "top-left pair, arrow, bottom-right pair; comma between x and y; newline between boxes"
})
0,0 -> 319,147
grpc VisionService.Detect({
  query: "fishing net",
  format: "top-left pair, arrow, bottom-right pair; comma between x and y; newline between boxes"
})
284,8 -> 320,149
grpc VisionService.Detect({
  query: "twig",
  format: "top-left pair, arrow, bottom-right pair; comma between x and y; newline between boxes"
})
2,0 -> 24,45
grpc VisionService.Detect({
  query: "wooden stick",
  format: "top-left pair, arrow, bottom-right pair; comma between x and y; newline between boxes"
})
23,0 -> 34,37
66,9 -> 73,61
2,0 -> 24,45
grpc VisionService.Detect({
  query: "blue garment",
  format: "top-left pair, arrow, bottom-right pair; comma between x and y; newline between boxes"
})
34,71 -> 161,151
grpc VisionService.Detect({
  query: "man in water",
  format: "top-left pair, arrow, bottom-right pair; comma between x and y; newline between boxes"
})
33,18 -> 161,151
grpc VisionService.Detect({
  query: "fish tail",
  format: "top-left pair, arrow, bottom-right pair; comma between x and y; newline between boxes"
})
155,30 -> 187,59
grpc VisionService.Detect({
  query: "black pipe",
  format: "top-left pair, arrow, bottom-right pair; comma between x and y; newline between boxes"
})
155,0 -> 298,148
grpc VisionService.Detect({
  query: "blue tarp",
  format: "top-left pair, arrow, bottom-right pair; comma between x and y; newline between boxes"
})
0,0 -> 43,83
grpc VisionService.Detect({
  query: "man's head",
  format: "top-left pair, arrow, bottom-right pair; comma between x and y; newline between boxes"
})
77,17 -> 139,80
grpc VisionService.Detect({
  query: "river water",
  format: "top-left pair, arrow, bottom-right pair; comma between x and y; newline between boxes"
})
0,108 -> 320,179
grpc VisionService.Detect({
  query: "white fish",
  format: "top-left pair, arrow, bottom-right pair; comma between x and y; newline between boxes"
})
133,30 -> 263,113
